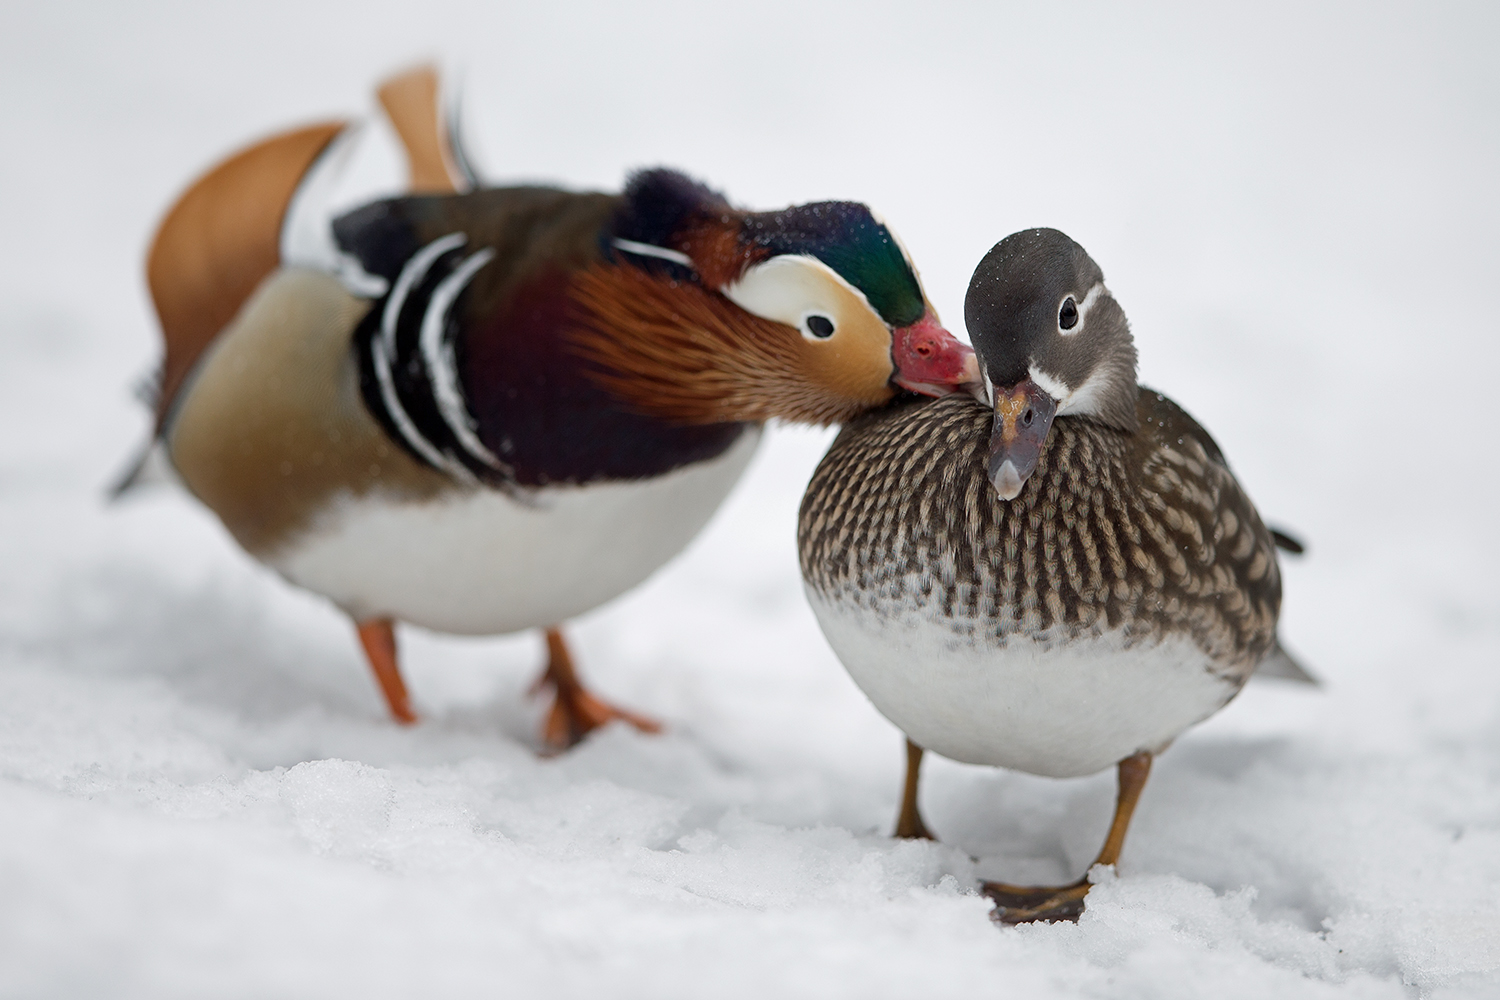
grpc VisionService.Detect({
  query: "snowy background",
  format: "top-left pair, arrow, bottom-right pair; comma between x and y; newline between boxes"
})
3,1 -> 1498,997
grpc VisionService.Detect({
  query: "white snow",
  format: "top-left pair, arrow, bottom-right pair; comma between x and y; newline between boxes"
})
3,2 -> 1498,997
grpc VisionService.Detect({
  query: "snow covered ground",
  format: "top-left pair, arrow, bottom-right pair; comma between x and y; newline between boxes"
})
3,2 -> 1498,997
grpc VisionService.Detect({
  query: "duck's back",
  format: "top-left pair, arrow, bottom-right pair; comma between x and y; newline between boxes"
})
798,390 -> 1281,776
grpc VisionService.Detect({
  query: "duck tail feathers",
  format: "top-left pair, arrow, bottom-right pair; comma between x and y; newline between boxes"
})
108,437 -> 181,500
1253,638 -> 1319,685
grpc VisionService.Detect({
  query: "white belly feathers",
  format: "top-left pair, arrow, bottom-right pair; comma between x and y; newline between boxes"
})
271,427 -> 761,634
806,586 -> 1239,778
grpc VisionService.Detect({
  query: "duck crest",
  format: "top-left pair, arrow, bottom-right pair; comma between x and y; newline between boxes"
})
609,168 -> 757,288
744,203 -> 926,328
605,172 -> 928,331
612,169 -> 729,248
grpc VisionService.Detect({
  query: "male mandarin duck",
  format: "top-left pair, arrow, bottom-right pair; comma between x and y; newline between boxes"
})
125,67 -> 979,747
798,229 -> 1308,923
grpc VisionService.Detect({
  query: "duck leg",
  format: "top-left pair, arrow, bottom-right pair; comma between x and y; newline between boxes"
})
983,751 -> 1153,925
355,617 -> 417,724
894,739 -> 936,840
533,627 -> 662,750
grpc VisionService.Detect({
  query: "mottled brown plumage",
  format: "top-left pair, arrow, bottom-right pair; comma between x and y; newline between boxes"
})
800,388 -> 1280,679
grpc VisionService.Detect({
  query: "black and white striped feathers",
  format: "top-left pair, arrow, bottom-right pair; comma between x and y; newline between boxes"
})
350,229 -> 508,484
327,185 -> 756,489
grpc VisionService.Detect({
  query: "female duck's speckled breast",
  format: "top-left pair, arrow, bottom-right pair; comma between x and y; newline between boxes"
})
798,391 -> 1281,776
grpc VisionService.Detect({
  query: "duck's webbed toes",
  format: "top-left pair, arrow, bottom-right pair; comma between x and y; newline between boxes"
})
540,685 -> 662,750
982,878 -> 1091,924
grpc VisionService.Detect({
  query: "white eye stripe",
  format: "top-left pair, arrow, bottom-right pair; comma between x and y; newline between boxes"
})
1077,283 -> 1106,320
722,253 -> 876,332
1058,282 -> 1107,336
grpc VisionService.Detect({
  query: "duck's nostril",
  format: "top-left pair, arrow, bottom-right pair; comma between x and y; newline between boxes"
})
1021,408 -> 1034,427
890,318 -> 976,396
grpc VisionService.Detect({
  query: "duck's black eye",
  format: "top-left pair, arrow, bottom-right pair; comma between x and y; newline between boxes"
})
805,314 -> 836,338
1059,297 -> 1079,331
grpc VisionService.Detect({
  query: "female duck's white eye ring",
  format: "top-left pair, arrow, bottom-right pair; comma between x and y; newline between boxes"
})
802,312 -> 837,340
1058,296 -> 1079,332
1058,283 -> 1106,336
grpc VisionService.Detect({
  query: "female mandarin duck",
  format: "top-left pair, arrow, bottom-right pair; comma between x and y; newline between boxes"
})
799,228 -> 1305,923
128,67 -> 979,748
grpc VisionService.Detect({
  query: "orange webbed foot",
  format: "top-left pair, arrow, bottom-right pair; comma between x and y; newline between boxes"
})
539,684 -> 662,750
532,627 -> 661,750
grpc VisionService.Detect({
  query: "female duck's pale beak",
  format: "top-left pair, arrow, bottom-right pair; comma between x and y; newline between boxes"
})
986,378 -> 1058,500
891,311 -> 982,397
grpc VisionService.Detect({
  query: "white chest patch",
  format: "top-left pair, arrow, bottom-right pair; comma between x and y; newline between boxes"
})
806,586 -> 1239,778
270,428 -> 761,634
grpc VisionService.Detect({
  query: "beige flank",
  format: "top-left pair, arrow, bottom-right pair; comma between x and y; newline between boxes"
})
167,269 -> 454,557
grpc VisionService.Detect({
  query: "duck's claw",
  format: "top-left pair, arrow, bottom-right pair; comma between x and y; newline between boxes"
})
533,626 -> 662,750
540,684 -> 662,750
983,878 -> 1091,925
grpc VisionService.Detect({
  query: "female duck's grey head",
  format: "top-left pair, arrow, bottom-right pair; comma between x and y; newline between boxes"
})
963,228 -> 1139,499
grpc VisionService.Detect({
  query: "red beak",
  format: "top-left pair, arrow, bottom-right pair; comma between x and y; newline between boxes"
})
891,311 -> 982,397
